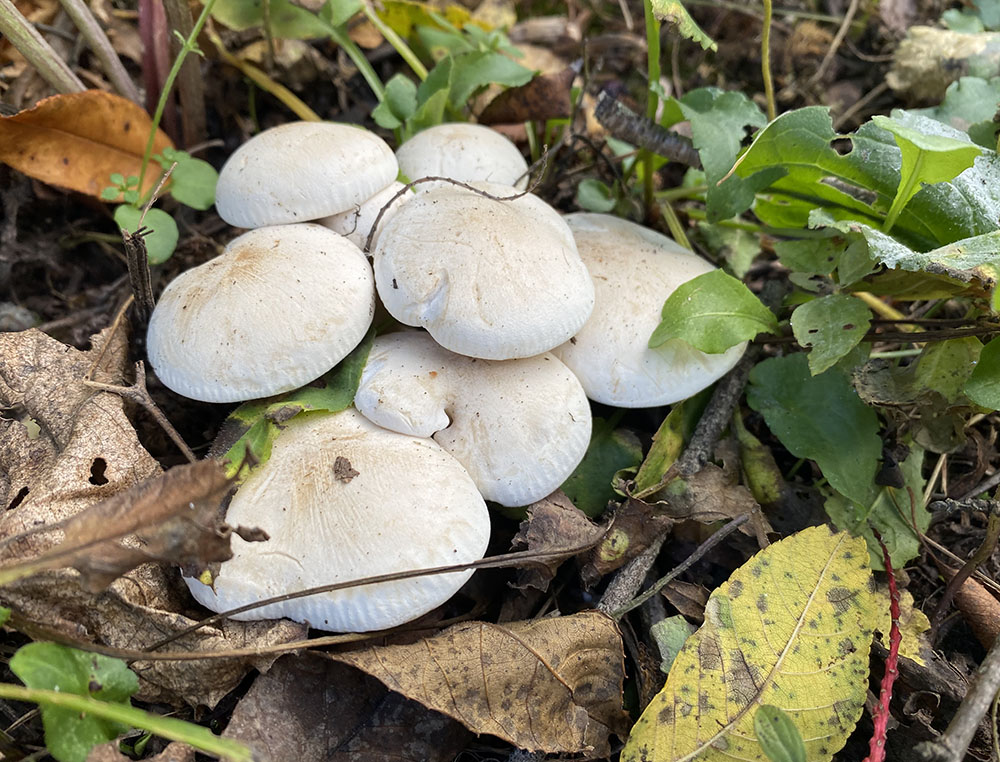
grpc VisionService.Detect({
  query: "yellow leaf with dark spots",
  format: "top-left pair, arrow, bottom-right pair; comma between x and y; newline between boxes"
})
623,525 -> 876,762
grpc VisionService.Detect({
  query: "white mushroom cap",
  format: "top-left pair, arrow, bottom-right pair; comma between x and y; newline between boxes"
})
185,408 -> 490,632
317,181 -> 414,250
396,122 -> 529,189
552,213 -> 746,407
215,122 -> 398,229
354,332 -> 592,507
373,182 -> 595,360
147,224 -> 375,403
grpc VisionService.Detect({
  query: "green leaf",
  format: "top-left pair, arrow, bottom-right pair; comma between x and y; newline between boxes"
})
747,353 -> 880,505
914,337 -> 983,402
633,405 -> 686,495
575,178 -> 617,213
319,0 -> 362,27
113,206 -> 178,265
376,73 -> 418,128
447,50 -> 534,108
649,0 -> 717,50
872,115 -> 983,233
649,269 -> 777,353
0,606 -> 10,627
10,643 -> 138,762
219,330 -> 374,480
755,706 -> 807,762
561,418 -> 643,517
211,0 -> 329,37
100,186 -> 121,201
168,156 -> 218,210
912,77 -> 1000,142
965,336 -> 1000,409
790,294 -> 872,375
695,223 -> 759,278
825,443 -> 929,569
650,616 -> 696,675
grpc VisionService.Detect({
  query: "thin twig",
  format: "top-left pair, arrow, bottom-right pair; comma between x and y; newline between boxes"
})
56,0 -> 141,102
807,0 -> 859,88
0,0 -> 85,93
593,92 -> 702,168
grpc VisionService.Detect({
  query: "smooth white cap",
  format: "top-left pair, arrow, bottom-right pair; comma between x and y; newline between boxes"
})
552,213 -> 746,407
396,122 -> 529,189
373,182 -> 595,360
354,332 -> 592,507
317,181 -> 414,250
185,408 -> 490,632
147,224 -> 375,403
215,122 -> 398,228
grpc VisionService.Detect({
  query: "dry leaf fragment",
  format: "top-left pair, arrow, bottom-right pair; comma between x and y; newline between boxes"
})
0,90 -> 173,197
511,490 -> 606,592
478,67 -> 576,124
225,654 -> 471,762
330,610 -> 628,755
581,498 -> 673,587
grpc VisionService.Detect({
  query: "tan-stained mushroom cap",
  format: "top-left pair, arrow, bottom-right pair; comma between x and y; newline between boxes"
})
354,332 -> 592,506
215,122 -> 398,228
185,408 -> 490,632
317,181 -> 414,250
552,213 -> 746,407
373,182 -> 595,360
396,122 -> 529,189
147,224 -> 374,403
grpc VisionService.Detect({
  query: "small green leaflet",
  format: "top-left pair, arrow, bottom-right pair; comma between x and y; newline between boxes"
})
747,353 -> 880,506
113,205 -> 178,265
211,0 -> 330,38
650,0 -> 716,50
10,643 -> 138,762
649,269 -> 777,354
575,178 -> 617,213
965,336 -> 1000,410
372,73 -> 419,129
790,294 -> 872,375
873,115 -> 983,233
158,147 -> 218,211
755,706 -> 807,762
650,616 -> 696,675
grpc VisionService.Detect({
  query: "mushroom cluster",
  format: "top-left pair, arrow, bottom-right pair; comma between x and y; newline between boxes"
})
148,120 -> 745,632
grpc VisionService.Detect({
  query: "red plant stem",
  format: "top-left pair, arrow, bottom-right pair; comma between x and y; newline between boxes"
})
865,528 -> 902,762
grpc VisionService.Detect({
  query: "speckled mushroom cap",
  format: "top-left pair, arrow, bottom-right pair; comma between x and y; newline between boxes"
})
215,122 -> 398,228
552,213 -> 746,407
147,224 -> 375,403
185,408 -> 490,632
396,123 -> 529,189
354,332 -> 592,506
317,181 -> 414,251
373,182 -> 595,360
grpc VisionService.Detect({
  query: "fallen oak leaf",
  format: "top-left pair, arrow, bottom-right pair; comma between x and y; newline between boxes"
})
328,610 -> 628,756
0,90 -> 173,198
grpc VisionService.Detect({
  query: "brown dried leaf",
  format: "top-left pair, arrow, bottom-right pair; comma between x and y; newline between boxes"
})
649,463 -> 768,532
478,66 -> 575,124
0,328 -> 303,706
330,610 -> 628,755
0,90 -> 173,198
580,498 -> 673,587
225,654 -> 471,762
944,566 -> 1000,649
511,490 -> 606,592
661,580 -> 710,623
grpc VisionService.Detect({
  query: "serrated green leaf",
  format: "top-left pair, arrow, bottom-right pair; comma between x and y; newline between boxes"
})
965,336 -> 1000,409
790,294 -> 872,375
747,353 -> 880,505
649,269 -> 777,353
168,156 -> 217,210
211,0 -> 329,38
650,616 -> 696,675
220,331 -> 373,480
824,443 -> 929,569
561,418 -> 643,517
10,644 -> 138,762
650,0 -> 716,50
622,525 -> 876,762
448,50 -> 533,108
755,705 -> 807,762
575,178 -> 617,212
114,206 -> 178,264
914,337 -> 983,402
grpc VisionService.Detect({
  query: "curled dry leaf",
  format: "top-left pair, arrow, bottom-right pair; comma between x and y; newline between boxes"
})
478,67 -> 576,125
941,566 -> 1000,649
0,328 -> 303,706
510,490 -> 606,592
581,497 -> 673,587
224,654 -> 471,762
0,90 -> 173,197
329,610 -> 629,756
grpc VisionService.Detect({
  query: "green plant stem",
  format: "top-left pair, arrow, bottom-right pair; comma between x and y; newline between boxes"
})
655,184 -> 709,201
760,0 -> 776,121
361,1 -> 427,80
0,0 -> 85,93
322,21 -> 386,102
659,201 -> 690,249
138,0 -> 217,194
0,684 -> 252,761
641,0 -> 661,212
56,0 -> 140,103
